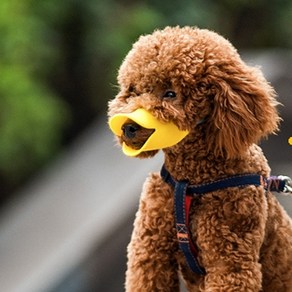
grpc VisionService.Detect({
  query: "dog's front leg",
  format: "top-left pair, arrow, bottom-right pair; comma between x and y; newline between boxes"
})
195,188 -> 267,292
125,173 -> 179,292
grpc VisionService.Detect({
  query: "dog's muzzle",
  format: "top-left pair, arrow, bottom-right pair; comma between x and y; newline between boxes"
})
109,108 -> 189,156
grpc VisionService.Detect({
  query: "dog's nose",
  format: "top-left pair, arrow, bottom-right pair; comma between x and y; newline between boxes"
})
122,123 -> 141,139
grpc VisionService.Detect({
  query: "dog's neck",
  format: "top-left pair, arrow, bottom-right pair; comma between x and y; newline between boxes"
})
163,132 -> 218,183
162,129 -> 250,184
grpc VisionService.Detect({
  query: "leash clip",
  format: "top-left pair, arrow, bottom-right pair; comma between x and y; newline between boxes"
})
278,175 -> 292,194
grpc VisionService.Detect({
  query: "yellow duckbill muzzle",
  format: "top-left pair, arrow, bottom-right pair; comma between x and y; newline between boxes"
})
109,108 -> 189,156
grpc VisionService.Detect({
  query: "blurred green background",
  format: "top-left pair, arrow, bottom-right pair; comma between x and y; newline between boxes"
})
1,0 -> 292,205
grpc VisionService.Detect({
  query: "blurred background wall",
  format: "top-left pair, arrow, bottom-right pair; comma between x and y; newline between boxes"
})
0,1 -> 291,291
1,0 -> 292,207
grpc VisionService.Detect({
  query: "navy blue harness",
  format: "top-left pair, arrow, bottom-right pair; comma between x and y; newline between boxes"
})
160,164 -> 288,275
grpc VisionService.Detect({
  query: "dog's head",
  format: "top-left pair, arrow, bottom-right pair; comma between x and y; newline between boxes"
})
108,26 -> 280,159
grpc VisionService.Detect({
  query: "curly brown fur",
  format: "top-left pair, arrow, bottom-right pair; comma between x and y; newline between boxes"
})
108,26 -> 292,291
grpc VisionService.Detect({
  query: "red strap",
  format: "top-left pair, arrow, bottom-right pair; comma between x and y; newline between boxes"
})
185,195 -> 199,257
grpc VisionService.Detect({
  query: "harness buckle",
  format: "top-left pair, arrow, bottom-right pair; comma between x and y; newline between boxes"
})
278,175 -> 292,194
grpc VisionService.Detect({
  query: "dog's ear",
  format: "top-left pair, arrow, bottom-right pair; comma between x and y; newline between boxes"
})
205,65 -> 280,158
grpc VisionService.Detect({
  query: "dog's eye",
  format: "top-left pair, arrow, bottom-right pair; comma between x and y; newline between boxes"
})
163,91 -> 176,99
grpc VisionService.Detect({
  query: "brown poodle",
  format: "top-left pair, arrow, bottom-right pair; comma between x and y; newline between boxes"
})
108,26 -> 292,291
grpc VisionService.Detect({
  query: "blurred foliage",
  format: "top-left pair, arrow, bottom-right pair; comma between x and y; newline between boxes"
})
0,0 -> 68,194
1,0 -> 292,203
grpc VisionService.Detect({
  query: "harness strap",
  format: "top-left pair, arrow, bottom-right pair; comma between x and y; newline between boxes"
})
174,181 -> 206,274
160,164 -> 289,275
